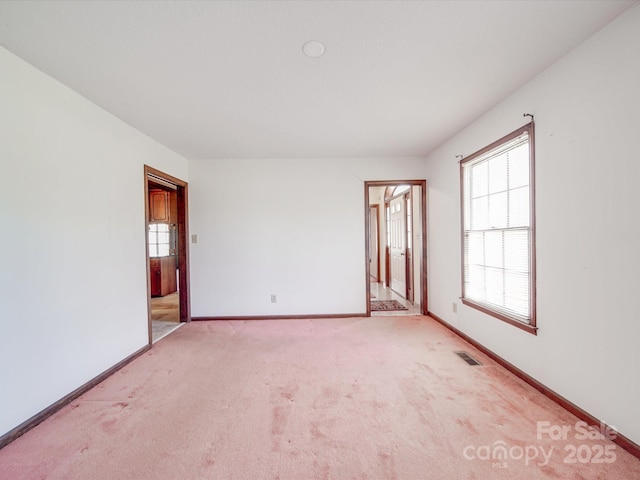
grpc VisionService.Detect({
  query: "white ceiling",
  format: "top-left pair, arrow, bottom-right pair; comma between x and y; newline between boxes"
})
0,1 -> 635,159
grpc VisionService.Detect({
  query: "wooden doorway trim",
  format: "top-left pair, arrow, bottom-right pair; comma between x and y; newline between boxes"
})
365,180 -> 427,316
144,165 -> 191,344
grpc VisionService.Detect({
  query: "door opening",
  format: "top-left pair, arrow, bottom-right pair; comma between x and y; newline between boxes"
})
365,180 -> 427,316
144,165 -> 190,344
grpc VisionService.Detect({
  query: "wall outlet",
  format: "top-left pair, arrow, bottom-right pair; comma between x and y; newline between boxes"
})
452,302 -> 458,314
271,294 -> 277,304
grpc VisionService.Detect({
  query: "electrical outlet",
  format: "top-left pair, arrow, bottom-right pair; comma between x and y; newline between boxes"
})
452,302 -> 458,314
271,294 -> 277,304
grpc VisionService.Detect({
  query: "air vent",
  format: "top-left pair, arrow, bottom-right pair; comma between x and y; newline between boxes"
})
454,351 -> 482,366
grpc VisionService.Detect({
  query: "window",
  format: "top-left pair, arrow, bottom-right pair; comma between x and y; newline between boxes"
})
149,223 -> 170,257
460,123 -> 536,334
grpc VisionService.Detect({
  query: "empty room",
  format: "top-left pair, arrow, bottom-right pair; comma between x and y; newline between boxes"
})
0,1 -> 639,479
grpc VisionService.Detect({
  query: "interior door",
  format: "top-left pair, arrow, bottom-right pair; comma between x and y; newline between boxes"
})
369,206 -> 379,281
389,195 -> 407,297
405,193 -> 413,302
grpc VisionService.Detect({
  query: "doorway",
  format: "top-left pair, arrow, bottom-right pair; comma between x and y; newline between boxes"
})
365,180 -> 427,316
144,165 -> 191,344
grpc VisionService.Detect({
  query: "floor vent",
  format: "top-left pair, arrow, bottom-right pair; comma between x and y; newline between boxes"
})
454,351 -> 482,366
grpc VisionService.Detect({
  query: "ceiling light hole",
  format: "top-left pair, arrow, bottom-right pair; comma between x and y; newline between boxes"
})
302,40 -> 325,58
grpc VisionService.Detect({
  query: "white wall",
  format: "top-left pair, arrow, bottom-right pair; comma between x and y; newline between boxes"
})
189,157 -> 425,317
0,47 -> 188,437
425,6 -> 640,445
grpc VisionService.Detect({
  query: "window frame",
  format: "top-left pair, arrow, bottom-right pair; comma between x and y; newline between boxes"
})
459,122 -> 537,335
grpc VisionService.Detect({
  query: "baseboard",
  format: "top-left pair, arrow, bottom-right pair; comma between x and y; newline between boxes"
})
0,344 -> 151,450
427,311 -> 640,460
192,313 -> 368,321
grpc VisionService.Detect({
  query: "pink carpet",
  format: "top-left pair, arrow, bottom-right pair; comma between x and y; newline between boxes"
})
0,316 -> 638,479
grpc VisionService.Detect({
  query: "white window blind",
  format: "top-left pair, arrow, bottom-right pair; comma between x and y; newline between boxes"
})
462,127 -> 534,325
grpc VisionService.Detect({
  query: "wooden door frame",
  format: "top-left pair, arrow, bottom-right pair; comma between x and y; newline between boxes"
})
365,180 -> 427,316
144,165 -> 191,344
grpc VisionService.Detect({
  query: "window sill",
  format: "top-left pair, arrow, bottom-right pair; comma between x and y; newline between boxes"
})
461,298 -> 537,335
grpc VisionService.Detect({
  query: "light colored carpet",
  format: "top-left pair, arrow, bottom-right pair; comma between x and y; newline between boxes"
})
0,316 -> 638,479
